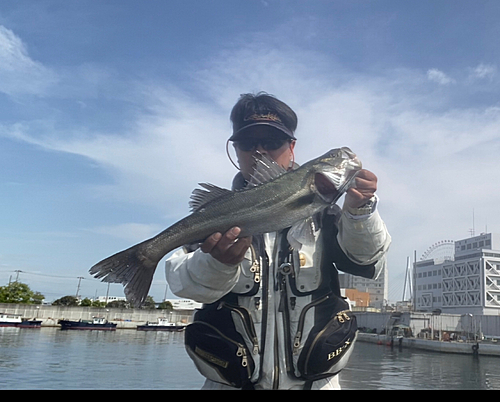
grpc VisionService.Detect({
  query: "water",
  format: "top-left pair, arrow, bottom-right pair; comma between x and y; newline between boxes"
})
0,327 -> 205,389
341,341 -> 500,390
2,327 -> 500,389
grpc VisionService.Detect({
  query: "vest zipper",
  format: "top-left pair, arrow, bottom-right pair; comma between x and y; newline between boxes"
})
292,294 -> 331,355
217,301 -> 260,355
191,321 -> 252,375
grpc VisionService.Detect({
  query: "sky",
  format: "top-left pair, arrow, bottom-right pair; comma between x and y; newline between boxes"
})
0,0 -> 499,304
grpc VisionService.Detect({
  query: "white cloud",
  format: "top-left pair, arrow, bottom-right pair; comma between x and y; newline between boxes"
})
469,63 -> 497,80
426,68 -> 455,85
0,25 -> 58,96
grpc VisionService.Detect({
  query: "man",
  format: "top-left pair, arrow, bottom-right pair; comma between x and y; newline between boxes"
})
166,92 -> 391,389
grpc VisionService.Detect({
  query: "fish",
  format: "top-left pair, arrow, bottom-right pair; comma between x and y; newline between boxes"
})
89,147 -> 362,307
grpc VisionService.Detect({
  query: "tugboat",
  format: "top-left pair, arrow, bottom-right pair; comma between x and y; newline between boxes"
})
59,316 -> 117,331
0,312 -> 42,328
137,317 -> 186,332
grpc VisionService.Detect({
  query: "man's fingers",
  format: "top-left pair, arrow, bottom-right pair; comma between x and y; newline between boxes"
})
345,169 -> 378,209
200,227 -> 252,265
200,232 -> 222,254
215,227 -> 242,252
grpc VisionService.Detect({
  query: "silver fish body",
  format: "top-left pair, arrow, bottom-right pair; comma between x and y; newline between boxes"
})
89,147 -> 361,307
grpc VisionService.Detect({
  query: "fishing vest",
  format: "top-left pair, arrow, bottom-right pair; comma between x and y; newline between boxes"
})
184,206 -> 377,389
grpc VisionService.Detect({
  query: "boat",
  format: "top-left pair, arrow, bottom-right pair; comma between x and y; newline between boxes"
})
0,312 -> 42,328
136,317 -> 186,331
59,316 -> 117,331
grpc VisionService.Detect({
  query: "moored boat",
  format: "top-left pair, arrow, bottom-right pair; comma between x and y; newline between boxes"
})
137,317 -> 186,331
0,312 -> 42,328
59,316 -> 117,331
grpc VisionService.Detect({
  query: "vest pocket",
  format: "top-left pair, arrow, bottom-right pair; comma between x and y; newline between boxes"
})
185,321 -> 255,389
294,296 -> 358,381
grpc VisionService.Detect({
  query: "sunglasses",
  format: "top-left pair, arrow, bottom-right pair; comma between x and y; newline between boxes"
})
233,137 -> 291,152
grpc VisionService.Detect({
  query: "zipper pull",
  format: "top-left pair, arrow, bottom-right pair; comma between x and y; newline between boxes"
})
250,261 -> 261,283
337,312 -> 345,323
237,346 -> 248,367
293,331 -> 302,355
336,311 -> 351,323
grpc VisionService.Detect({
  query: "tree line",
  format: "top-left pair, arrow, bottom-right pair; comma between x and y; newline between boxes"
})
0,281 -> 172,310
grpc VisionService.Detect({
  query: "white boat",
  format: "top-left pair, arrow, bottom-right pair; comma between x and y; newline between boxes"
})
137,317 -> 186,331
0,312 -> 42,328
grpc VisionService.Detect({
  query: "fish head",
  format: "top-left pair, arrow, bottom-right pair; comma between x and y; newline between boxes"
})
311,147 -> 362,204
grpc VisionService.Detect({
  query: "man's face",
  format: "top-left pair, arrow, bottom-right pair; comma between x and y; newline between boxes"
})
232,126 -> 296,181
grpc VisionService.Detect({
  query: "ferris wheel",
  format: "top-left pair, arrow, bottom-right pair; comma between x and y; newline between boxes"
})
420,240 -> 455,263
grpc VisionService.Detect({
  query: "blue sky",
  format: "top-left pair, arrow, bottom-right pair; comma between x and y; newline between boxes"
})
1,0 -> 499,303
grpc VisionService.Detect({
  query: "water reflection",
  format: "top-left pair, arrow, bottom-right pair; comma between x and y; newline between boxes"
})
2,328 -> 500,389
0,327 -> 203,389
341,341 -> 500,390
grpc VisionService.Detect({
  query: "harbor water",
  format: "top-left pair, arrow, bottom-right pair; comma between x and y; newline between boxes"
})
2,327 -> 500,390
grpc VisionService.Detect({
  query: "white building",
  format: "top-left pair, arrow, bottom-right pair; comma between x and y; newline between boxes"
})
95,296 -> 127,303
414,233 -> 500,315
165,299 -> 202,310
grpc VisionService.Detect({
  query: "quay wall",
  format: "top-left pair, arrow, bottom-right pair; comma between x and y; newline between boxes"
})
355,311 -> 500,338
0,303 -> 194,329
357,332 -> 500,357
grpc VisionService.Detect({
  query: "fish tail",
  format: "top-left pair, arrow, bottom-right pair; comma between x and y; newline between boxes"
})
89,243 -> 159,308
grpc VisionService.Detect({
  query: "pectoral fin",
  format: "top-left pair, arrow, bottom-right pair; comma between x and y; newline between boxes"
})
287,217 -> 317,250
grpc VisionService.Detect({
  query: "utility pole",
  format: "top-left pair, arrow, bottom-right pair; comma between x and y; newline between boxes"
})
76,277 -> 84,299
105,283 -> 110,304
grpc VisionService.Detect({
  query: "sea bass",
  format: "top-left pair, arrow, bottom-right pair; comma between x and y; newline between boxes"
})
89,147 -> 362,307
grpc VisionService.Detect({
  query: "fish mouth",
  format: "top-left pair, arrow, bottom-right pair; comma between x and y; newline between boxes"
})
314,170 -> 358,204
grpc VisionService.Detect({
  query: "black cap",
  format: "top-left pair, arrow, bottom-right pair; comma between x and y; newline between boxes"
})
229,112 -> 297,141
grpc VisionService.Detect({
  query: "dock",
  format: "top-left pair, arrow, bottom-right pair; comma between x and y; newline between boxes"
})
357,332 -> 500,356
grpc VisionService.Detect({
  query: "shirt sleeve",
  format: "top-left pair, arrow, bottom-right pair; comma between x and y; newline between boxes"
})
165,247 -> 241,304
337,196 -> 391,280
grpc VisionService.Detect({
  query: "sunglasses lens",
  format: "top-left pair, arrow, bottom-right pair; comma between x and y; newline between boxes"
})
263,139 -> 287,150
235,140 -> 256,152
235,138 -> 288,152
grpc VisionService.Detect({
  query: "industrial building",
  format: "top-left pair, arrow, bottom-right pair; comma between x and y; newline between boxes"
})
414,233 -> 500,315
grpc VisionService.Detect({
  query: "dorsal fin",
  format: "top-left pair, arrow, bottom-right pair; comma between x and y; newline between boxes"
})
189,183 -> 232,212
247,151 -> 288,187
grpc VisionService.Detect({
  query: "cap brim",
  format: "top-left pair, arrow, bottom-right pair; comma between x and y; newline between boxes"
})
229,121 -> 296,141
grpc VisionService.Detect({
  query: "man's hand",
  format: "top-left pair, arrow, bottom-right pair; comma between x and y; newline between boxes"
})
200,226 -> 252,265
344,169 -> 378,209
